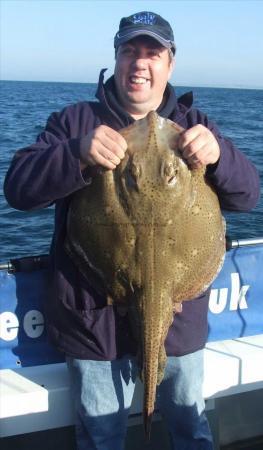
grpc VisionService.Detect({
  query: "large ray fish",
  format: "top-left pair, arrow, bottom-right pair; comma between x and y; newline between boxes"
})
65,111 -> 226,438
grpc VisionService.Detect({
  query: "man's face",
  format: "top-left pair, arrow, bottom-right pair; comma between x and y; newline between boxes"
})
114,36 -> 174,118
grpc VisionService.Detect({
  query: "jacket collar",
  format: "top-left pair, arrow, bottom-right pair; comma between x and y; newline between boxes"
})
95,68 -> 193,128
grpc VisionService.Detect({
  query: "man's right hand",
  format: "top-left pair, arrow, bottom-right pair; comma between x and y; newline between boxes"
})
80,125 -> 128,171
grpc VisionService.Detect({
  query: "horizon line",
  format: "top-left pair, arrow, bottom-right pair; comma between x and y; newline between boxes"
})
1,79 -> 263,91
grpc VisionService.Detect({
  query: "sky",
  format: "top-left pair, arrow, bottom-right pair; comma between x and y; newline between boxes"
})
1,0 -> 263,88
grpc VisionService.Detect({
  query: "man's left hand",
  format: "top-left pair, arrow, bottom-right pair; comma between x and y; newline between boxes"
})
178,124 -> 220,169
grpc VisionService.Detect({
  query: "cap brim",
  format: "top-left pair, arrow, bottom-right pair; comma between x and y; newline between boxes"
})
115,29 -> 175,52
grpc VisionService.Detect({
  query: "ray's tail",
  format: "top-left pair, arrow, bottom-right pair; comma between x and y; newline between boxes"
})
137,226 -> 172,440
142,331 -> 172,441
141,300 -> 168,440
143,404 -> 154,440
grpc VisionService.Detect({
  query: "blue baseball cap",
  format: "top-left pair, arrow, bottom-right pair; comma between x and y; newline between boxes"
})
114,11 -> 176,54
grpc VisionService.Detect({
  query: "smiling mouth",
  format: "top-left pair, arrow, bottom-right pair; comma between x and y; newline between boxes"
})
129,76 -> 150,85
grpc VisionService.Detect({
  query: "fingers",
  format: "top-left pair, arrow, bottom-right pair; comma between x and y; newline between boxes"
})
80,125 -> 128,170
103,127 -> 127,159
89,142 -> 121,170
178,124 -> 220,169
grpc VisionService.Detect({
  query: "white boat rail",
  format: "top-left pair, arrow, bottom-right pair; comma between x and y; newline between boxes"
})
226,237 -> 263,249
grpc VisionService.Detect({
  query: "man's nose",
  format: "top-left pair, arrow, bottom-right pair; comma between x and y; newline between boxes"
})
132,57 -> 147,69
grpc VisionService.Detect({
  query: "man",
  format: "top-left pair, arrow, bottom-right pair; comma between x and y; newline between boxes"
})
4,11 -> 260,450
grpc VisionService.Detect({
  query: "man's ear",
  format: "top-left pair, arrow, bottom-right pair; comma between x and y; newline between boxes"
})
168,57 -> 175,80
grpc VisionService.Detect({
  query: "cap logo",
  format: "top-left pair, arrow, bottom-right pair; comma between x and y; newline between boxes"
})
132,12 -> 156,26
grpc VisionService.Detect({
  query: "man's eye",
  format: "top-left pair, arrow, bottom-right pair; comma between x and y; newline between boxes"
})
120,47 -> 134,56
148,50 -> 160,58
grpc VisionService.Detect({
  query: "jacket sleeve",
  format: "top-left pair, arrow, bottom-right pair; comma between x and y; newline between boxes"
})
4,103 -> 94,211
206,119 -> 260,212
187,108 -> 261,212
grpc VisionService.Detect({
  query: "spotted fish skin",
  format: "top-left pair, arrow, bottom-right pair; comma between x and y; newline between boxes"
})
65,111 -> 226,437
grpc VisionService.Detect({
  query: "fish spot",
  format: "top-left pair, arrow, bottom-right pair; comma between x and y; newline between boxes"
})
192,206 -> 200,215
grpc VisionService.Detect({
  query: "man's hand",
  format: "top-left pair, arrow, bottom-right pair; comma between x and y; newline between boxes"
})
80,125 -> 127,170
178,124 -> 220,169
